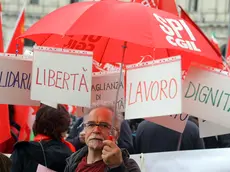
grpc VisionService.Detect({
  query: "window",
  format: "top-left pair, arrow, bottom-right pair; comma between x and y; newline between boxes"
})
188,0 -> 198,12
24,39 -> 35,47
30,0 -> 39,5
70,0 -> 79,3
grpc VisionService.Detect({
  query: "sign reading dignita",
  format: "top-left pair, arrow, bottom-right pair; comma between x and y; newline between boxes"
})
183,65 -> 230,128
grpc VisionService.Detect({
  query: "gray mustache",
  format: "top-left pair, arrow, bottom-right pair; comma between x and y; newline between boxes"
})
89,136 -> 104,141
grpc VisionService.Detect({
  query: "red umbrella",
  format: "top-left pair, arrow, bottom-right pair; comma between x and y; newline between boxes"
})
19,0 -> 222,70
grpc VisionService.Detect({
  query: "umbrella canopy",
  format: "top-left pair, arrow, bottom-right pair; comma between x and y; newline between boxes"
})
20,0 -> 222,70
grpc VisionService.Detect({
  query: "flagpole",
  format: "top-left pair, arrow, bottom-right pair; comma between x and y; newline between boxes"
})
225,11 -> 230,58
5,0 -> 27,53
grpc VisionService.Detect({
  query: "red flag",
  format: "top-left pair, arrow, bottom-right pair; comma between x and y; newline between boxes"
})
0,105 -> 11,143
5,4 -> 29,141
158,0 -> 178,15
179,6 -> 221,57
31,106 -> 39,115
5,4 -> 25,54
0,3 -> 4,52
14,105 -> 30,141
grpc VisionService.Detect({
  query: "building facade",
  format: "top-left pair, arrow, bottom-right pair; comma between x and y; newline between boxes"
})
176,0 -> 229,46
1,0 -> 229,50
1,0 -> 74,49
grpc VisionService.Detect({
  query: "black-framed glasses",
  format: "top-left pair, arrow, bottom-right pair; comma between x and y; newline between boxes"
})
83,122 -> 115,131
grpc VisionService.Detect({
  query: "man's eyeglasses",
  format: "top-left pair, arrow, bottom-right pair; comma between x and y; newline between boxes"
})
83,122 -> 116,131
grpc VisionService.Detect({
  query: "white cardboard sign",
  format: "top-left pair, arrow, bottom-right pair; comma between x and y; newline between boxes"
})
0,54 -> 39,106
131,148 -> 230,172
37,164 -> 56,172
76,71 -> 125,117
145,114 -> 189,133
91,71 -> 125,110
31,46 -> 93,107
125,56 -> 182,119
199,119 -> 230,138
183,65 -> 230,128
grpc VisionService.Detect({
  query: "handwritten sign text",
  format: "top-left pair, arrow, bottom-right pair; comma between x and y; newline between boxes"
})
183,65 -> 230,128
36,67 -> 88,92
0,56 -> 39,105
125,56 -> 182,119
31,46 -> 92,107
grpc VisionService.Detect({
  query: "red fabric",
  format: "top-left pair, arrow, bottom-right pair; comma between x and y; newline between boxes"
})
179,6 -> 222,58
210,39 -> 220,54
0,3 -> 4,52
34,134 -> 76,152
19,0 -> 222,71
93,59 -> 121,72
14,106 -> 30,127
0,105 -> 11,144
132,0 -> 158,8
18,123 -> 30,141
158,0 -> 178,16
0,124 -> 20,153
14,105 -> 30,141
0,137 -> 15,153
76,156 -> 106,172
31,106 -> 40,115
6,7 -> 25,54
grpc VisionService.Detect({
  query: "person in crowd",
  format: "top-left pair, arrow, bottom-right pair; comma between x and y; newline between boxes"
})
0,153 -> 12,172
204,134 -> 230,148
11,105 -> 75,172
128,119 -> 144,150
67,113 -> 135,154
64,105 -> 140,172
0,105 -> 21,153
135,120 -> 205,153
188,116 -> 230,149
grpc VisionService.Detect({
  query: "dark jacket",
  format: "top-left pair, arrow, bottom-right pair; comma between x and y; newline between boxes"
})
10,140 -> 72,172
188,116 -> 230,149
135,120 -> 204,153
66,117 -> 85,150
67,118 -> 134,154
64,146 -> 140,172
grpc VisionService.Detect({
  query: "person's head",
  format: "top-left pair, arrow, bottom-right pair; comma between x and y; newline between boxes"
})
33,104 -> 70,140
0,153 -> 11,172
83,105 -> 123,150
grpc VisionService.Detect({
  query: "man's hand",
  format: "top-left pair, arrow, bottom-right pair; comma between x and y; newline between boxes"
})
102,140 -> 123,168
79,131 -> 85,143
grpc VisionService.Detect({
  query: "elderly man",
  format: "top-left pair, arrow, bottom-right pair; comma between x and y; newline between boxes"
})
66,115 -> 134,154
64,106 -> 140,172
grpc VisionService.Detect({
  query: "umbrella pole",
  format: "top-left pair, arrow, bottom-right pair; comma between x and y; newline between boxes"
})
111,41 -> 127,137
